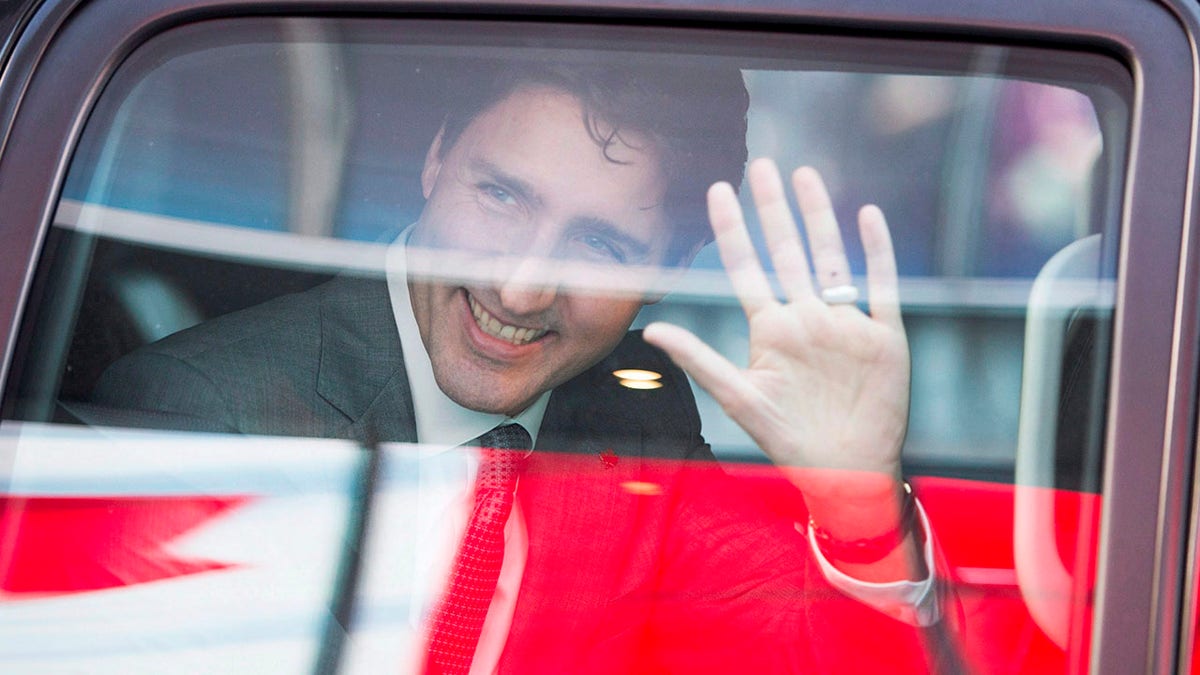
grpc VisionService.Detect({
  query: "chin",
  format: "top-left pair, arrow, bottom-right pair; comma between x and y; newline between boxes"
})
438,375 -> 528,416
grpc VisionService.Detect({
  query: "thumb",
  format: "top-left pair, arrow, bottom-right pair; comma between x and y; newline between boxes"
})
643,322 -> 760,417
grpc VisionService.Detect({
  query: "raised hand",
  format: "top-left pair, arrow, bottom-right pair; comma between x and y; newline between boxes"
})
643,159 -> 916,576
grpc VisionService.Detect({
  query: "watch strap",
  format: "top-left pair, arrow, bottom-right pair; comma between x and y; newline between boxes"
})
809,481 -> 918,565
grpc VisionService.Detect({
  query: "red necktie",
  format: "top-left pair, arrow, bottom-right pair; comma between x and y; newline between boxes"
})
424,424 -> 531,675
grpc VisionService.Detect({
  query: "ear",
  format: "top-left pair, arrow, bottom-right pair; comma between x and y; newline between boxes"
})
642,239 -> 706,305
421,126 -> 447,200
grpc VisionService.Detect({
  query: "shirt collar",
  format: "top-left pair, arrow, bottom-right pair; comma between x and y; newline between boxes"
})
385,226 -> 550,452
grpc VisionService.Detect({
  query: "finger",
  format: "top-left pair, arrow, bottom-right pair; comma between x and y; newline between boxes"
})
642,322 -> 766,421
859,204 -> 903,329
792,167 -> 853,291
747,158 -> 814,301
708,181 -> 776,316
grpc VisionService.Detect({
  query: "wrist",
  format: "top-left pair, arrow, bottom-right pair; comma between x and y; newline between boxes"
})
780,462 -> 904,503
809,481 -> 918,565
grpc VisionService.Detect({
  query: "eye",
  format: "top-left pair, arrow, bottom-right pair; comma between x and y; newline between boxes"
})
480,183 -> 517,206
580,234 -> 627,264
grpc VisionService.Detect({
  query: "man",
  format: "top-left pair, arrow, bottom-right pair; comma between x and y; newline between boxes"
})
91,59 -> 949,672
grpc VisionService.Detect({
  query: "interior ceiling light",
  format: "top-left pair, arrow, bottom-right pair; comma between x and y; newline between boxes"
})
613,368 -> 663,390
619,379 -> 663,390
612,369 -> 661,381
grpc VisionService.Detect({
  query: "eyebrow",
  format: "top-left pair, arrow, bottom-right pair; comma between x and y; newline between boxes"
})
470,159 -> 541,208
570,216 -> 653,262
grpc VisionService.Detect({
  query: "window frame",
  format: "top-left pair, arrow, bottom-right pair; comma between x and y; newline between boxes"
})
0,1 -> 1197,672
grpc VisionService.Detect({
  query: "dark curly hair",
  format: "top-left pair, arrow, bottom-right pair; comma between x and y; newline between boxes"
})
436,57 -> 749,265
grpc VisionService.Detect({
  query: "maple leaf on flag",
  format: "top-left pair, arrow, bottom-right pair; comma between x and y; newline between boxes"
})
0,495 -> 250,596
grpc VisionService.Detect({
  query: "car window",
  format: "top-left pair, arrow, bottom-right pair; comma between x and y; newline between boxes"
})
0,16 -> 1129,673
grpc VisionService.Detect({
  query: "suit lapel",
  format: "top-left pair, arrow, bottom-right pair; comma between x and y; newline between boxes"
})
314,276 -> 417,443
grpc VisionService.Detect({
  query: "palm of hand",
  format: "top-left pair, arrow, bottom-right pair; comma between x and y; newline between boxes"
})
743,297 -> 909,476
644,159 -> 912,493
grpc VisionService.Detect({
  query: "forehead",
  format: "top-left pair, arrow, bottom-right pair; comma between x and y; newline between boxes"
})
449,83 -> 655,163
446,86 -> 671,232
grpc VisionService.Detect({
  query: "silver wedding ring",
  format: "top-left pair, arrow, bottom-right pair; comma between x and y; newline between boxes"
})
820,284 -> 860,305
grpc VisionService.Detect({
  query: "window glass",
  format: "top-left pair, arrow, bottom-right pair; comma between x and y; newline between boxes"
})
1,18 -> 1128,673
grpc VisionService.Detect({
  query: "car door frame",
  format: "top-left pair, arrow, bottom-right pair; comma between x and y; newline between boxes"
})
1,1 -> 1199,672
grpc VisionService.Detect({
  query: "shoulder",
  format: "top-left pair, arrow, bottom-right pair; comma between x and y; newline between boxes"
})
88,275 -> 399,433
545,330 -> 706,458
117,275 -> 390,366
604,330 -> 703,433
148,277 -> 377,351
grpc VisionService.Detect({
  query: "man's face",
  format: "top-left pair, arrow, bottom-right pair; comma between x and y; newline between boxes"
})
408,86 -> 678,417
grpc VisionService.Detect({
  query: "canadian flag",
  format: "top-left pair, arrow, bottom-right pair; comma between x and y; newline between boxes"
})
0,495 -> 249,596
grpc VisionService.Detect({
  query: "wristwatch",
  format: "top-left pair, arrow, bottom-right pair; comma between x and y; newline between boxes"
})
809,481 -> 918,565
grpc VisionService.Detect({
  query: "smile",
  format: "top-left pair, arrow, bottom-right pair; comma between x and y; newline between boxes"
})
468,295 -> 548,345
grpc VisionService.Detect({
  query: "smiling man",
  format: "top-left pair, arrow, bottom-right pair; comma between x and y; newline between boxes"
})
407,85 -> 674,416
89,57 -> 949,673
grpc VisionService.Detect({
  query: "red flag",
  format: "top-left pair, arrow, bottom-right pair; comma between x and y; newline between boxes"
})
0,495 -> 249,596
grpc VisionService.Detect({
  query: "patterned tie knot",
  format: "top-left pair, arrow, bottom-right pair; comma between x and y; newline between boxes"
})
476,422 -> 531,451
474,423 -> 531,494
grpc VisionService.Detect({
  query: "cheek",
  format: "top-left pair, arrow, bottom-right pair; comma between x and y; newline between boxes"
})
429,198 -> 523,252
408,281 -> 443,336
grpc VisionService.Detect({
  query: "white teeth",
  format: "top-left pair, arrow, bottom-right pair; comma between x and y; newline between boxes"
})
469,296 -> 547,345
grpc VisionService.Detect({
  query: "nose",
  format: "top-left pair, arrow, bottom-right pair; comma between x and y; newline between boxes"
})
497,253 -> 560,316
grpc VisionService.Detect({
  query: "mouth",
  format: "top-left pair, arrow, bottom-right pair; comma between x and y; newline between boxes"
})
468,294 -> 548,346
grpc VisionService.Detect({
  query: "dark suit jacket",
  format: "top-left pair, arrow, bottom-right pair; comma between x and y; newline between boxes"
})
90,276 -> 952,674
